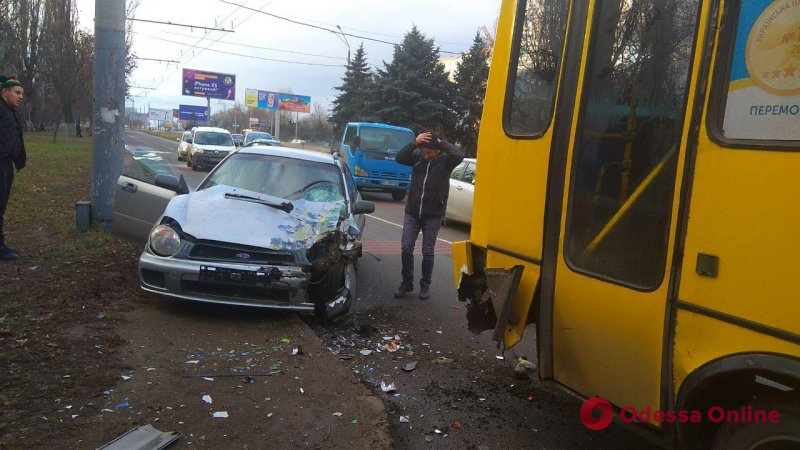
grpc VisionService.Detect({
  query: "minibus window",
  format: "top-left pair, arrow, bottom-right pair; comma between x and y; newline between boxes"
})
719,2 -> 800,142
564,0 -> 700,289
504,0 -> 570,137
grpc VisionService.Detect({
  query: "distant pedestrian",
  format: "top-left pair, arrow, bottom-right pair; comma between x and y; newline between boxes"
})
0,76 -> 27,261
394,131 -> 464,299
75,120 -> 82,138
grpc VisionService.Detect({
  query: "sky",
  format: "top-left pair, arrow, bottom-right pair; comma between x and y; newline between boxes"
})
75,0 -> 501,115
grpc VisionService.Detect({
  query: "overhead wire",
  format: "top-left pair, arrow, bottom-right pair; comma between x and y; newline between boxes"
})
217,0 -> 464,55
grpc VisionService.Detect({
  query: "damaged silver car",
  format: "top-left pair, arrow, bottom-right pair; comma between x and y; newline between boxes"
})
112,145 -> 374,322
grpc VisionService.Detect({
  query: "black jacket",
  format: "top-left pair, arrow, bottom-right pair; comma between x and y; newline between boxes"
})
0,100 -> 26,170
396,139 -> 464,218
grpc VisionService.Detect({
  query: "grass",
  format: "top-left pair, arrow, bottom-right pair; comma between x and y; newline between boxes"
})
140,129 -> 183,141
0,132 -> 143,446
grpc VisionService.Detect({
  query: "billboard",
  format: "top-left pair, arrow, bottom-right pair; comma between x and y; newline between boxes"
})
277,93 -> 311,113
179,104 -> 208,122
148,108 -> 172,121
182,68 -> 236,100
249,117 -> 259,126
245,89 -> 278,109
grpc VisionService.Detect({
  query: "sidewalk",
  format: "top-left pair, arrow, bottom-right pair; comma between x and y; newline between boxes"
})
71,299 -> 393,449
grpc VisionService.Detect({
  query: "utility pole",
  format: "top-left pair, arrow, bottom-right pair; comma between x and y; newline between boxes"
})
294,111 -> 298,140
93,0 -> 126,230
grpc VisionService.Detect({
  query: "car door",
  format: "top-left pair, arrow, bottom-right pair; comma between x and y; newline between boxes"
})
447,161 -> 468,221
457,162 -> 476,224
113,147 -> 180,243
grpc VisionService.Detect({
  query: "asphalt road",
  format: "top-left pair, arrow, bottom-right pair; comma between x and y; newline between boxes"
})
123,130 -> 657,449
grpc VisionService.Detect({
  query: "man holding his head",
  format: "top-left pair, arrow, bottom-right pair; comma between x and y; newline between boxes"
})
0,76 -> 27,261
394,131 -> 464,299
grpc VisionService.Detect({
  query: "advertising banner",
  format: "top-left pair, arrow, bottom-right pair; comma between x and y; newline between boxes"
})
249,117 -> 259,126
182,68 -> 236,100
721,0 -> 800,141
179,104 -> 208,122
148,108 -> 172,121
245,89 -> 278,109
277,93 -> 311,113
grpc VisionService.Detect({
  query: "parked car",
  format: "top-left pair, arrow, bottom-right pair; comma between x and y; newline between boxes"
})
187,127 -> 236,172
112,146 -> 375,322
176,130 -> 192,161
291,139 -> 307,145
243,131 -> 280,147
231,133 -> 244,147
445,158 -> 476,224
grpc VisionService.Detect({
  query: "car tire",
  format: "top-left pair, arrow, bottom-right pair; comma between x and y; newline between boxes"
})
391,191 -> 406,201
178,154 -> 185,162
313,263 -> 348,325
711,400 -> 800,450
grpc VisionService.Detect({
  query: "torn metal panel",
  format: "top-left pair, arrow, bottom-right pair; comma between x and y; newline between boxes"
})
96,424 -> 179,450
458,265 -> 525,345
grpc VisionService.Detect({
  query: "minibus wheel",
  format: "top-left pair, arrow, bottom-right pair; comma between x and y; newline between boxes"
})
711,401 -> 800,450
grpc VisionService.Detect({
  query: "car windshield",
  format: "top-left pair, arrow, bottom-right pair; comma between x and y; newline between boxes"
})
199,153 -> 344,203
194,131 -> 233,146
245,132 -> 273,144
359,127 -> 414,155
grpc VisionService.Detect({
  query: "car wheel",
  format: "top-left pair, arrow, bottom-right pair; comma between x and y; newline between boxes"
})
711,400 -> 800,450
391,191 -> 406,201
178,153 -> 185,161
313,263 -> 349,325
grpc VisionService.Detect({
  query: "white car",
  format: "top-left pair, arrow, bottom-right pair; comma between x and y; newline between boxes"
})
176,130 -> 192,161
445,158 -> 476,224
187,127 -> 236,171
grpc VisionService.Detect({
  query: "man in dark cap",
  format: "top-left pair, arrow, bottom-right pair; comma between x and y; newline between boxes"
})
0,76 -> 27,261
394,131 -> 464,299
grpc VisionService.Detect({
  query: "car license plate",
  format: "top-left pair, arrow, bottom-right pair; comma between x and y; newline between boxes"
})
200,266 -> 266,284
381,180 -> 399,186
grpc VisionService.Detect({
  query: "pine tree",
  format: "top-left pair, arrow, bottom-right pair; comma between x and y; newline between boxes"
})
453,32 -> 489,157
331,44 -> 373,132
371,26 -> 455,134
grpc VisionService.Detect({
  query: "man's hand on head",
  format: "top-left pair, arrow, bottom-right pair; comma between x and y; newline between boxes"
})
415,132 -> 432,147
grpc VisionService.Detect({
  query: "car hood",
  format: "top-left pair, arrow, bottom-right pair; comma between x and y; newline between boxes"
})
162,185 -> 346,251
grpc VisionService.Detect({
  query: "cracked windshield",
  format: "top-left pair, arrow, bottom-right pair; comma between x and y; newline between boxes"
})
2,0 -> 797,448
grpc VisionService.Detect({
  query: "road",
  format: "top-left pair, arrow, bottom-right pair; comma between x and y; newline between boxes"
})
124,131 -> 656,449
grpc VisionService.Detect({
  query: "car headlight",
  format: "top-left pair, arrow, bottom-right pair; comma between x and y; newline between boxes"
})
194,147 -> 203,154
149,225 -> 181,257
354,165 -> 368,177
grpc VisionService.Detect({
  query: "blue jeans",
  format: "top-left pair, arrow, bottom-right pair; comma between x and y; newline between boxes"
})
401,213 -> 442,287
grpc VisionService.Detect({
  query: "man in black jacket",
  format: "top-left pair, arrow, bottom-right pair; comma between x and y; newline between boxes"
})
394,131 -> 464,299
0,77 -> 27,261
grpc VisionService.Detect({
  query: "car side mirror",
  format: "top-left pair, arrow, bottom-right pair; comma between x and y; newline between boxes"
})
154,174 -> 189,194
353,200 -> 375,215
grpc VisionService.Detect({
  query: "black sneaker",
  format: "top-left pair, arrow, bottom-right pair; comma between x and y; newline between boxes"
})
419,284 -> 430,300
394,282 -> 413,298
0,246 -> 20,262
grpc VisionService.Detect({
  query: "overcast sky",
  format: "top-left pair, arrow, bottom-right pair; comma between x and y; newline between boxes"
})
75,0 -> 501,114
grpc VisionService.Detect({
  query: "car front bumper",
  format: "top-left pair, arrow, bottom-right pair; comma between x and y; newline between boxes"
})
193,153 -> 228,166
354,176 -> 410,191
137,251 -> 354,317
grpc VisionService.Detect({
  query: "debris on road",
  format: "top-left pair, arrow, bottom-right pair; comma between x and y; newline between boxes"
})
402,361 -> 418,372
181,370 -> 280,378
453,420 -> 462,430
332,412 -> 343,417
290,347 -> 303,356
399,416 -> 410,423
185,360 -> 200,364
380,381 -> 397,393
432,356 -> 453,364
121,375 -> 131,381
202,395 -> 212,404
115,401 -> 129,410
514,357 -> 536,379
96,424 -> 180,450
212,411 -> 229,418
359,349 -> 373,356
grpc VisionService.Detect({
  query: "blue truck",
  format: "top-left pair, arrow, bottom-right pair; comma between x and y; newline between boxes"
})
338,122 -> 416,201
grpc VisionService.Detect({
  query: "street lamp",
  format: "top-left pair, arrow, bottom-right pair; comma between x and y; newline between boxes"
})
336,25 -> 351,63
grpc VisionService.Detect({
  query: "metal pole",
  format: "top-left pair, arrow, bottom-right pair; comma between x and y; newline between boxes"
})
274,109 -> 280,141
207,97 -> 211,126
92,0 -> 126,230
294,111 -> 298,140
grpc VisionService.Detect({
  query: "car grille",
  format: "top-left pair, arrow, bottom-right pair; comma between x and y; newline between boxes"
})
375,171 -> 404,179
189,242 -> 294,264
182,281 -> 290,303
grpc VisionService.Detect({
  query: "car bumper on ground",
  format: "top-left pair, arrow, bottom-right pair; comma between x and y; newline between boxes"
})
137,251 -> 354,317
354,176 -> 410,191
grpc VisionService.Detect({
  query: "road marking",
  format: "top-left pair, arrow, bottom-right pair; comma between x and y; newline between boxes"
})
366,215 -> 452,244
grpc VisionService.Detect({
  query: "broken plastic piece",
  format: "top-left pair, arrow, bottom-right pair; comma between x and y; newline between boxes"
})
399,416 -> 410,423
359,349 -> 373,356
452,420 -> 462,430
402,361 -> 418,372
380,381 -> 397,393
115,401 -> 129,410
202,395 -> 212,404
96,424 -> 180,450
332,412 -> 343,417
290,347 -> 303,356
212,411 -> 229,418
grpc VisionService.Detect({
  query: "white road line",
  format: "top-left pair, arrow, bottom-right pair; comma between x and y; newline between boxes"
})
366,214 -> 452,244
